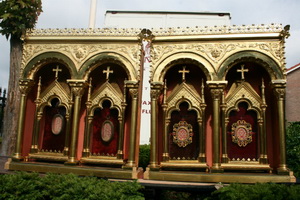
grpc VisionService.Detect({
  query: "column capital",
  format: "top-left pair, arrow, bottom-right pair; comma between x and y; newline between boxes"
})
67,79 -> 87,97
271,80 -> 286,100
19,79 -> 34,95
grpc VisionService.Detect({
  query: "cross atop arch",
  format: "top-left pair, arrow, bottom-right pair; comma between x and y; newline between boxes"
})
53,65 -> 62,79
178,66 -> 190,82
103,66 -> 114,81
237,65 -> 248,80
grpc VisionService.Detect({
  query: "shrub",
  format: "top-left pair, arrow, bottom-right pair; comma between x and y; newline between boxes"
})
286,122 -> 300,177
207,183 -> 300,200
139,144 -> 150,171
0,172 -> 144,200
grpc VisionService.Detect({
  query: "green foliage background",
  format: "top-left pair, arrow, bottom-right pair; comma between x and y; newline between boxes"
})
0,172 -> 144,200
286,122 -> 300,177
139,144 -> 150,171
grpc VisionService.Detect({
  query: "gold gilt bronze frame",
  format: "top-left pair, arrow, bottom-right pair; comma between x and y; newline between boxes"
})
160,80 -> 207,170
221,80 -> 270,171
29,78 -> 72,162
80,79 -> 126,166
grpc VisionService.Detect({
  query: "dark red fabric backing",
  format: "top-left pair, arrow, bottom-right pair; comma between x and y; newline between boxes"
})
91,107 -> 119,156
227,102 -> 258,160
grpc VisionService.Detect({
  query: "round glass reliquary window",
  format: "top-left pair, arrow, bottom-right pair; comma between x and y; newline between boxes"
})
101,120 -> 114,143
51,114 -> 64,135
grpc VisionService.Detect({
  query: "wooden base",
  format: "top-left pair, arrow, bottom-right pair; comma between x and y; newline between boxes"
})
5,159 -> 137,180
145,169 -> 296,183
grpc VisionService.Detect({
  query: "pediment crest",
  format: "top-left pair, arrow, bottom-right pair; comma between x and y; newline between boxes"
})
167,82 -> 202,110
91,82 -> 123,109
39,80 -> 70,107
226,81 -> 262,113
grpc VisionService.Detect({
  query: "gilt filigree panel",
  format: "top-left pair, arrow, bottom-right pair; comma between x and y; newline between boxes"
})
152,41 -> 282,71
22,43 -> 140,71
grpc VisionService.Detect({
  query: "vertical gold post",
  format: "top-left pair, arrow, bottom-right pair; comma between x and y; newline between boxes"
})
13,79 -> 33,161
149,82 -> 163,169
221,91 -> 228,163
124,82 -> 139,168
117,82 -> 127,159
162,81 -> 169,162
198,79 -> 206,162
208,81 -> 227,173
272,80 -> 289,175
66,80 -> 86,165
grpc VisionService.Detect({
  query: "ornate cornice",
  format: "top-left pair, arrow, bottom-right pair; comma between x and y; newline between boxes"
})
25,24 -> 283,37
25,28 -> 142,37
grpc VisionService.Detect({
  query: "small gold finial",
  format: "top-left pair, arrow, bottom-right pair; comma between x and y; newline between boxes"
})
103,66 -> 114,81
237,65 -> 248,80
52,65 -> 62,79
178,66 -> 190,82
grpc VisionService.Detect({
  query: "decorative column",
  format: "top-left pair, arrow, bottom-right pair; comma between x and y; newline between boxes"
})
30,77 -> 42,154
117,82 -> 127,159
149,82 -> 163,169
198,79 -> 206,162
124,81 -> 139,168
66,80 -> 86,164
82,78 -> 92,158
208,81 -> 227,173
12,79 -> 34,161
259,79 -> 268,164
221,91 -> 229,163
162,81 -> 169,162
272,80 -> 289,174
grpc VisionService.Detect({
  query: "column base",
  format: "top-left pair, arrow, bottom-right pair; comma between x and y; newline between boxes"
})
221,154 -> 229,163
259,156 -> 269,164
65,157 -> 79,165
162,153 -> 170,162
198,153 -> 206,163
123,161 -> 136,169
210,165 -> 224,173
277,165 -> 290,175
116,150 -> 123,159
12,153 -> 23,161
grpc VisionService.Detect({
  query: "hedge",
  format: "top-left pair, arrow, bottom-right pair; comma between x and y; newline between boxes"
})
0,172 -> 144,200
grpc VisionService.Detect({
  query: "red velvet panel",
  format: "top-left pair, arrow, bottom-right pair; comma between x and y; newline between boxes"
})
91,107 -> 119,156
41,106 -> 66,152
227,102 -> 258,160
169,102 -> 199,160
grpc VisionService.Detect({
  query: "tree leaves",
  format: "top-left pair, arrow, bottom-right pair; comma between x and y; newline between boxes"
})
0,0 -> 42,39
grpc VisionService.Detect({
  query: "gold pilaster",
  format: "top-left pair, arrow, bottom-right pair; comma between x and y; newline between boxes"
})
162,81 -> 169,162
260,80 -> 268,164
208,81 -> 227,173
82,79 -> 92,158
221,91 -> 229,163
149,82 -> 163,169
124,81 -> 139,168
198,80 -> 207,162
272,80 -> 289,174
13,79 -> 34,161
117,83 -> 127,159
66,80 -> 86,165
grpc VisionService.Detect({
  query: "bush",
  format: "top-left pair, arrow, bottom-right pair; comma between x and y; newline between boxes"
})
0,172 -> 144,200
207,183 -> 300,200
286,122 -> 300,177
139,144 -> 150,171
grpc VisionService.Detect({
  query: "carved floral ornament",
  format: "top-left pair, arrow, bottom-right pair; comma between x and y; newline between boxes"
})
21,43 -> 140,70
172,121 -> 193,147
152,41 -> 283,66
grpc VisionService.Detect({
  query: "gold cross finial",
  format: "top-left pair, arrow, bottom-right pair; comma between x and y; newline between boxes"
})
237,65 -> 248,80
178,66 -> 190,82
53,65 -> 62,79
103,66 -> 113,81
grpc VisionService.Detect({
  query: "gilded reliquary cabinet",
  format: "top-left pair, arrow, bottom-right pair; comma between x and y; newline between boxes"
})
7,23 -> 295,183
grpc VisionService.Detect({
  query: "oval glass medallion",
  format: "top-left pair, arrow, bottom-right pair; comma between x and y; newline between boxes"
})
51,114 -> 64,135
101,120 -> 114,142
